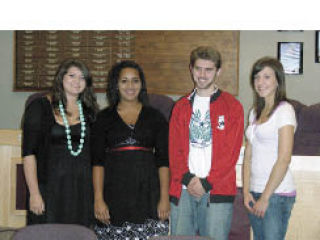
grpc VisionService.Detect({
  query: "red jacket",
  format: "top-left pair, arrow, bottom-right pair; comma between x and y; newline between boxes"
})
169,89 -> 244,205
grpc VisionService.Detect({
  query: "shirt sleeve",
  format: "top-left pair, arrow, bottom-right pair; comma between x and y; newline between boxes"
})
91,111 -> 107,166
169,101 -> 190,187
154,109 -> 169,168
22,98 -> 44,157
276,102 -> 297,131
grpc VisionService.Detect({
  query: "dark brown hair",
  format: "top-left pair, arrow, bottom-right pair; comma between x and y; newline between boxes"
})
51,59 -> 99,119
250,57 -> 287,120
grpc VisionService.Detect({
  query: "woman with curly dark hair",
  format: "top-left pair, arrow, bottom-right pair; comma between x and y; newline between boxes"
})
23,59 -> 98,226
92,60 -> 170,239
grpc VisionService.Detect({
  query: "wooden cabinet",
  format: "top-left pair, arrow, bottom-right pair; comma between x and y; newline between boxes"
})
286,156 -> 320,240
0,129 -> 26,228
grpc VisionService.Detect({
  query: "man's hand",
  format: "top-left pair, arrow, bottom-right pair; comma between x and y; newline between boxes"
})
187,177 -> 205,198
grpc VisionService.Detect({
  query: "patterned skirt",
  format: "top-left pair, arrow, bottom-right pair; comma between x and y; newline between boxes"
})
94,219 -> 169,240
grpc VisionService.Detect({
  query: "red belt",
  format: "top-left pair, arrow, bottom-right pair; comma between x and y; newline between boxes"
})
110,146 -> 153,152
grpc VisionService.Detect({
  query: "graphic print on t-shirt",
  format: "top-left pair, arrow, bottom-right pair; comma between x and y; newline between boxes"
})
189,109 -> 212,148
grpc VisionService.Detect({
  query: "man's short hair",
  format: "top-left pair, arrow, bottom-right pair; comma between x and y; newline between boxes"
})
190,46 -> 221,69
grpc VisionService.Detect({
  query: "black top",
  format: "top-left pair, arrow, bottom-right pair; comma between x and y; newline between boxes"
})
91,105 -> 169,226
22,97 -> 94,226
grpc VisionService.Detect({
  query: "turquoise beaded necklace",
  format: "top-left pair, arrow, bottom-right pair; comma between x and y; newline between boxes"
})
59,100 -> 86,156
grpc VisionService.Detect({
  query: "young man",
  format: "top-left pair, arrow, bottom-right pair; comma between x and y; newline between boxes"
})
169,46 -> 244,240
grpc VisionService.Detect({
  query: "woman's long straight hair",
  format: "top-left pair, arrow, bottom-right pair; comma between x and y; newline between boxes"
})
250,57 -> 288,120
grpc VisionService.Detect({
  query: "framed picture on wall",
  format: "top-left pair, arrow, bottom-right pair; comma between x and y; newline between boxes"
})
277,42 -> 303,74
316,31 -> 320,63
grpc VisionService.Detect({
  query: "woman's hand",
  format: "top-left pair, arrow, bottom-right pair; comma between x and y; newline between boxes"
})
243,192 -> 255,214
252,196 -> 269,218
94,199 -> 110,224
29,193 -> 45,215
157,198 -> 170,221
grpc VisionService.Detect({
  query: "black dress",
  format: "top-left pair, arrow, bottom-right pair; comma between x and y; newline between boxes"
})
91,105 -> 169,239
22,97 -> 94,227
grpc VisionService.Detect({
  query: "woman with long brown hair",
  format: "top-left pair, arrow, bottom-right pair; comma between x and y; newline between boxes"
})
23,59 -> 98,226
242,57 -> 296,240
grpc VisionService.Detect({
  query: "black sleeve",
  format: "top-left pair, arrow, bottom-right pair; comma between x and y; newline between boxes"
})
154,110 -> 169,168
91,110 -> 107,166
22,98 -> 44,157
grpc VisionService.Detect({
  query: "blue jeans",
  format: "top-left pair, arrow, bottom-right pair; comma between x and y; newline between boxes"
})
248,192 -> 295,240
170,189 -> 233,240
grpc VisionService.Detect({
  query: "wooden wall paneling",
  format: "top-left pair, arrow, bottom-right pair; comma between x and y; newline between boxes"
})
14,31 -> 133,92
15,30 -> 239,95
135,30 -> 239,95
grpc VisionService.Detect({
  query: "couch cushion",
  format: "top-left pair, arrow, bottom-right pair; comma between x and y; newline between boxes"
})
293,132 -> 320,155
12,224 -> 96,240
297,103 -> 320,132
228,188 -> 250,240
293,103 -> 320,156
148,94 -> 175,121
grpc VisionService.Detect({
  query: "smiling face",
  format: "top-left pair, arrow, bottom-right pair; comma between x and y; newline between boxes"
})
190,59 -> 220,96
254,66 -> 278,103
118,67 -> 142,103
62,66 -> 86,99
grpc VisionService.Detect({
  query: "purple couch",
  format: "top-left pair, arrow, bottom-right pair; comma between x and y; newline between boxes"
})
289,100 -> 320,156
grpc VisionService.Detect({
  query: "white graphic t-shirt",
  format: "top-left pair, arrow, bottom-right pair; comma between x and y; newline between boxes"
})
188,94 -> 212,179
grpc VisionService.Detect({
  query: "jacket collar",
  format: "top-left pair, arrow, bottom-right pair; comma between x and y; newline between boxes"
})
187,87 -> 221,105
